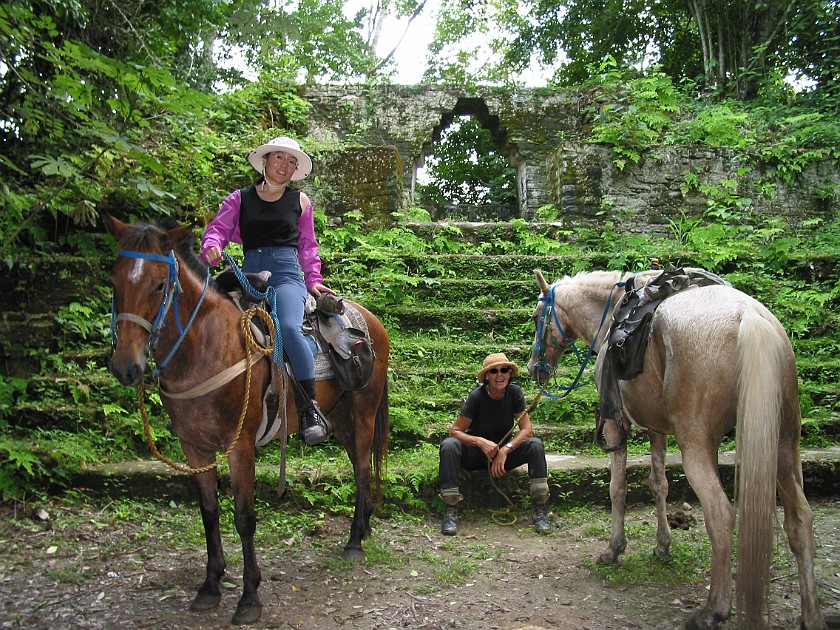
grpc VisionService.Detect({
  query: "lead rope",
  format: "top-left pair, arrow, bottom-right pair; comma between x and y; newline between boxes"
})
488,391 -> 543,525
139,306 -> 275,474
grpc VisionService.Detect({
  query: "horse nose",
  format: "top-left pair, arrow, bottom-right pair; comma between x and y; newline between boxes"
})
528,362 -> 551,384
109,355 -> 145,387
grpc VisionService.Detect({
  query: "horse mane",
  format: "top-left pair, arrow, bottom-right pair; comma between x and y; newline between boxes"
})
554,269 -> 627,288
115,220 -> 168,252
158,218 -> 213,283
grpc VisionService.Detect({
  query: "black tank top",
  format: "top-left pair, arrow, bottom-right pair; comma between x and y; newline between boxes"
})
239,186 -> 301,250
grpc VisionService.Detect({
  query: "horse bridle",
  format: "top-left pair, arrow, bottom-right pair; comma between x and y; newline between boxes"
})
532,280 -> 625,399
110,249 -> 210,376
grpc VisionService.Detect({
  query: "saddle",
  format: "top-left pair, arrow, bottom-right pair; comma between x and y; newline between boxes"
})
596,266 -> 730,438
215,269 -> 273,313
309,294 -> 375,391
215,268 -> 271,294
217,269 -> 374,395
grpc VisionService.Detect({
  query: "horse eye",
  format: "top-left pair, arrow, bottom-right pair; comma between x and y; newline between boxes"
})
154,281 -> 166,293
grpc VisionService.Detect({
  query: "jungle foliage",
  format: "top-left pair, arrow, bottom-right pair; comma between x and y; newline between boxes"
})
415,116 -> 517,207
2,0 -> 838,260
0,1 -> 838,510
426,0 -> 840,100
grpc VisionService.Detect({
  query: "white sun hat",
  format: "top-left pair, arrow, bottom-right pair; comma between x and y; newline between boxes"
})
248,136 -> 313,181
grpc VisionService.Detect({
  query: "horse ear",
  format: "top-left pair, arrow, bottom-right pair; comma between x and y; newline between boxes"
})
102,213 -> 126,238
168,224 -> 194,248
534,269 -> 550,296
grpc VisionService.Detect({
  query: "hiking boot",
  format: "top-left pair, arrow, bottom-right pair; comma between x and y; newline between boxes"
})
532,503 -> 551,533
441,505 -> 458,536
299,401 -> 333,445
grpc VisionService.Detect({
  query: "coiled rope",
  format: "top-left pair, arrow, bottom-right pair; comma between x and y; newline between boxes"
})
488,391 -> 543,525
139,306 -> 276,474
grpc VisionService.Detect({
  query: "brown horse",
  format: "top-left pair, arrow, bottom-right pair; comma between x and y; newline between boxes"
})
104,214 -> 389,625
528,269 -> 825,630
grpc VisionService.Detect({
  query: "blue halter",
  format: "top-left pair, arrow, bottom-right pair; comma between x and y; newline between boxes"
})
110,249 -> 209,377
532,280 -> 625,400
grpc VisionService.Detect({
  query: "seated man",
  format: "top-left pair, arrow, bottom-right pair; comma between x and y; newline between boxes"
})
438,353 -> 551,535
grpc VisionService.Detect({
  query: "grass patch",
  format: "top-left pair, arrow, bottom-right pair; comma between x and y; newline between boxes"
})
586,538 -> 711,586
433,557 -> 476,586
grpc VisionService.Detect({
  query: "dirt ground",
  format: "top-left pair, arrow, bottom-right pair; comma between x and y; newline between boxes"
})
2,496 -> 840,630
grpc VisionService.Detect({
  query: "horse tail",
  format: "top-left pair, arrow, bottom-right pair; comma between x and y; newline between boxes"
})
734,308 -> 784,626
372,379 -> 389,504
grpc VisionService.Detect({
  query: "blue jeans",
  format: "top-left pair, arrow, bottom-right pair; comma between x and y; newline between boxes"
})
242,246 -> 314,381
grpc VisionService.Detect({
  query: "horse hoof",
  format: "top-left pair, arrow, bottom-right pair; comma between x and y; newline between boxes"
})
684,609 -> 724,630
596,551 -> 618,565
653,545 -> 670,558
232,603 -> 262,625
190,591 -> 221,612
343,547 -> 365,562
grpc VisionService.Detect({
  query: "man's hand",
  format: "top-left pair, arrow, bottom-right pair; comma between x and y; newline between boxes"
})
478,437 -> 499,462
491,447 -> 508,478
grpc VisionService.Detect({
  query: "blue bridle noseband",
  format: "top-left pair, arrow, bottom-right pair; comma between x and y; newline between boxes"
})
532,279 -> 625,399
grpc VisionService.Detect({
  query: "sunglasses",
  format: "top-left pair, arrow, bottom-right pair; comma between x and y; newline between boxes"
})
488,367 -> 511,374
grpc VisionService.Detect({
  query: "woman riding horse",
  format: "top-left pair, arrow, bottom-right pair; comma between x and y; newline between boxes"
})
106,214 -> 389,625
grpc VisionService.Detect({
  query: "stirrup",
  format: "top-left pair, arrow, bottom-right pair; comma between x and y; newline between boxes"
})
300,402 -> 333,446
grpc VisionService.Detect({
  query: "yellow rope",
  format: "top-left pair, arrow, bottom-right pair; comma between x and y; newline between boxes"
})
138,306 -> 275,474
487,391 -> 543,526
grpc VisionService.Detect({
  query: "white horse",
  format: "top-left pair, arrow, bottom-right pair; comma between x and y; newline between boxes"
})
527,269 -> 825,630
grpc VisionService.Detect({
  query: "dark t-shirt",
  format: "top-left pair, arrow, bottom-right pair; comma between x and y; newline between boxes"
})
459,384 -> 526,444
239,186 -> 301,250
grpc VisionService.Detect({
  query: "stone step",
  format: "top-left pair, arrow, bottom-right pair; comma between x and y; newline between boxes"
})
74,447 -> 840,509
322,251 -> 589,281
387,305 -> 533,335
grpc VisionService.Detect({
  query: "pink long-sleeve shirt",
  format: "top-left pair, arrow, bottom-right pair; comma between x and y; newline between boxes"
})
200,188 -> 325,290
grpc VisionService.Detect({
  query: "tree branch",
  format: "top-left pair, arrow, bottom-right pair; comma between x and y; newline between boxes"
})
365,0 -> 428,79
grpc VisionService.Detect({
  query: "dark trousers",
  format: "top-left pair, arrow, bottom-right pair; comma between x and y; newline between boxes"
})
439,436 -> 548,490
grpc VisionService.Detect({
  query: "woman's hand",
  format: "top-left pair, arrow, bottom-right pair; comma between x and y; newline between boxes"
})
309,282 -> 335,297
202,246 -> 222,267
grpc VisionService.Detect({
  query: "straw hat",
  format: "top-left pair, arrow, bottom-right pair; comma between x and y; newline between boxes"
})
248,136 -> 312,181
477,353 -> 519,382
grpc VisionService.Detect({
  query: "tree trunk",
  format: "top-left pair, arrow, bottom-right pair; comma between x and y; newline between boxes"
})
689,0 -> 715,87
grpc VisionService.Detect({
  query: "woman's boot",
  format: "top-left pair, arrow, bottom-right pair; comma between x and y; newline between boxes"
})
297,378 -> 333,445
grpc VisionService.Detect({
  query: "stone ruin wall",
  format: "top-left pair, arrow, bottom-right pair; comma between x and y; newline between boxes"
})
297,84 -> 839,233
551,144 -> 840,234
